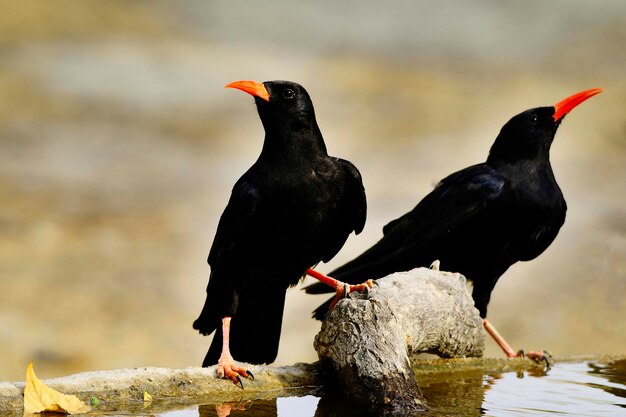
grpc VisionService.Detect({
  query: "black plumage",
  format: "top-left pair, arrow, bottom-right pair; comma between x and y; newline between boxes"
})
193,80 -> 366,367
306,89 -> 602,323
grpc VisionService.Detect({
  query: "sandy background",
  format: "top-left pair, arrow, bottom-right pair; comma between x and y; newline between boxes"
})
1,1 -> 625,381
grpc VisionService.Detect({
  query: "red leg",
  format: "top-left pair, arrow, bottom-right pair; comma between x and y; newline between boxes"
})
215,403 -> 232,417
483,319 -> 551,367
216,317 -> 254,388
306,268 -> 374,309
483,319 -> 518,357
215,401 -> 249,417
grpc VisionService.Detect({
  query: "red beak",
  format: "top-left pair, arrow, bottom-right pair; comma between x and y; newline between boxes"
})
225,80 -> 270,102
553,88 -> 603,122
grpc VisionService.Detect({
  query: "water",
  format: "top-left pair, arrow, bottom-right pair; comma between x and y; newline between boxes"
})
420,360 -> 626,416
143,360 -> 626,417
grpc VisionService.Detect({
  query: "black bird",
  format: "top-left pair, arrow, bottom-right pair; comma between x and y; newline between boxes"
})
193,80 -> 366,386
305,88 -> 602,361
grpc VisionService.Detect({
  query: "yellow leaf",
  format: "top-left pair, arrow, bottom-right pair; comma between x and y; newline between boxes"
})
143,391 -> 153,402
23,361 -> 91,414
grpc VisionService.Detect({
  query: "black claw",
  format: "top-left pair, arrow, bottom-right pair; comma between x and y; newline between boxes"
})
516,349 -> 525,359
541,352 -> 553,370
236,375 -> 244,389
543,357 -> 551,370
246,370 -> 254,381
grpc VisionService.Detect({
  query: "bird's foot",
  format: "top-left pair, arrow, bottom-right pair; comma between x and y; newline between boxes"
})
483,319 -> 551,370
306,268 -> 375,310
515,349 -> 553,369
348,279 -> 375,294
215,401 -> 250,417
328,279 -> 375,310
215,403 -> 233,417
216,353 -> 254,389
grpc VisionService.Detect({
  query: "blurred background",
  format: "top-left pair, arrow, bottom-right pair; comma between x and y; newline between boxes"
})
1,0 -> 624,381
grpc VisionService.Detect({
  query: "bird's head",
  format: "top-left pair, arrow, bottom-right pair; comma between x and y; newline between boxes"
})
488,88 -> 602,164
225,80 -> 317,135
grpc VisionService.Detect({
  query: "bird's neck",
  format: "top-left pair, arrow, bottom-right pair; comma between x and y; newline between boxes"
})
259,125 -> 328,164
489,157 -> 558,191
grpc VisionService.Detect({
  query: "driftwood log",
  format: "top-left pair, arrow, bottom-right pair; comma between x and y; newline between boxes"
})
0,359 -> 556,416
1,267 -> 486,416
314,267 -> 485,416
0,363 -> 324,416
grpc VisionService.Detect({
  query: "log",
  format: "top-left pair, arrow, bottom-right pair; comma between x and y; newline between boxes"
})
0,363 -> 323,416
314,267 -> 485,416
0,358 -> 558,416
1,267 -> 487,416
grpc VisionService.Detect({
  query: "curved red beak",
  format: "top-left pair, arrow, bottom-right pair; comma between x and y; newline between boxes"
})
553,88 -> 603,122
225,80 -> 270,102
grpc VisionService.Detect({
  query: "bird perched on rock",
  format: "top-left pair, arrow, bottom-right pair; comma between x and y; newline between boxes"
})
193,80 -> 367,387
305,88 -> 602,363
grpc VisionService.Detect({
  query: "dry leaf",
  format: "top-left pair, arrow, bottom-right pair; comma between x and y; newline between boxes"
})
23,361 -> 90,414
143,391 -> 153,402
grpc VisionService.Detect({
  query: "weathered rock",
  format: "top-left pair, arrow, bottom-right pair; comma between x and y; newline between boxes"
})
314,267 -> 485,416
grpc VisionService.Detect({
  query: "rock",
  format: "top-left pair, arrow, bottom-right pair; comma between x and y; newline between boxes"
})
314,267 -> 485,416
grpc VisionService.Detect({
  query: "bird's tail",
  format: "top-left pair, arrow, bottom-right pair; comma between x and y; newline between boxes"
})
193,296 -> 219,337
310,297 -> 334,321
201,287 -> 287,366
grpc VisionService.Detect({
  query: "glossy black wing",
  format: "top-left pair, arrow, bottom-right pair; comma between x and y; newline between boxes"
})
305,163 -> 506,294
319,157 -> 367,263
338,157 -> 367,235
207,179 -> 260,267
518,201 -> 566,261
193,178 -> 260,335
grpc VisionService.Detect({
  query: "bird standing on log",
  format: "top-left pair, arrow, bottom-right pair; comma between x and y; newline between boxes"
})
193,80 -> 367,387
306,88 -> 602,363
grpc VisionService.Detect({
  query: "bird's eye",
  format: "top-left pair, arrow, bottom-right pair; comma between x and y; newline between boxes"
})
530,114 -> 538,124
282,89 -> 295,99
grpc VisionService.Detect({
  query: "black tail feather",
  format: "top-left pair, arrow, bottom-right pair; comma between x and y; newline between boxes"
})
201,288 -> 287,366
193,297 -> 219,337
311,296 -> 333,321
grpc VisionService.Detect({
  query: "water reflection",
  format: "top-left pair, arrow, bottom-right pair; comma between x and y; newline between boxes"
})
158,360 -> 626,417
196,396 -> 331,417
199,400 -> 273,417
481,361 -> 626,416
418,370 -> 485,417
587,359 -> 626,401
193,395 -> 368,417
